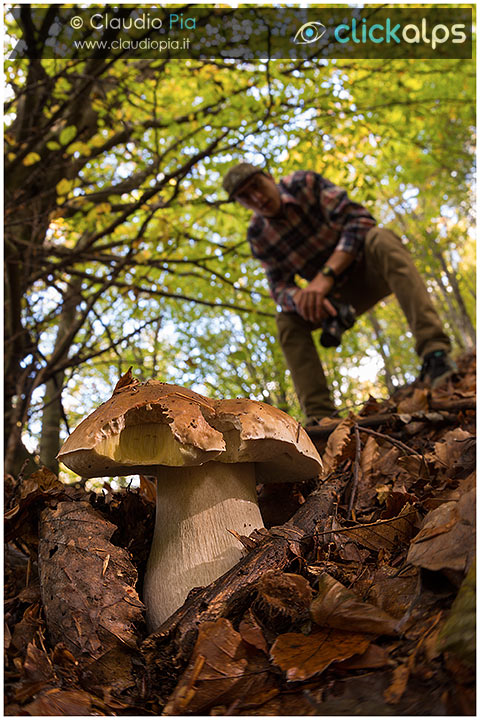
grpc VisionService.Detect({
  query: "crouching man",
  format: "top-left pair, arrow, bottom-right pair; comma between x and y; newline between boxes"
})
223,163 -> 456,425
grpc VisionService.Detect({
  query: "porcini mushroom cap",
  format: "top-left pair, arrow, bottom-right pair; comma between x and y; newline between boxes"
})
58,380 -> 322,481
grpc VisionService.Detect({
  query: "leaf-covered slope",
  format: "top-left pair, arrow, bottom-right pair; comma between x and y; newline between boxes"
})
4,352 -> 475,715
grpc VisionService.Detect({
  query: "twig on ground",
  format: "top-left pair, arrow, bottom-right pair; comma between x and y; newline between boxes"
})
347,425 -> 362,519
306,400 -> 476,440
358,426 -> 423,458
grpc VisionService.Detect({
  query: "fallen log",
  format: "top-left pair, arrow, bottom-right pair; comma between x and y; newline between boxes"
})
141,473 -> 346,692
37,500 -> 145,704
306,401 -> 476,440
38,500 -> 144,660
430,398 -> 476,412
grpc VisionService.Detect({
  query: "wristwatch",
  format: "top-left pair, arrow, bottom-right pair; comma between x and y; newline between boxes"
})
320,265 -> 337,283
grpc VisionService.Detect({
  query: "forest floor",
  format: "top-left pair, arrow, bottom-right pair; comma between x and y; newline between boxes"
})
4,351 -> 476,716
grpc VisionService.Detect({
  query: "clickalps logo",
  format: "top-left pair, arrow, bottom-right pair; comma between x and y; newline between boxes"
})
294,17 -> 468,51
335,18 -> 467,49
294,21 -> 326,44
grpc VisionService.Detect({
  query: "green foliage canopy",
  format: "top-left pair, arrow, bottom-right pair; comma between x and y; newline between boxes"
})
4,6 -> 475,477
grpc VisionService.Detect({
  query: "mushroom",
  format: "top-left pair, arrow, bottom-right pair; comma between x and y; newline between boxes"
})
58,380 -> 322,630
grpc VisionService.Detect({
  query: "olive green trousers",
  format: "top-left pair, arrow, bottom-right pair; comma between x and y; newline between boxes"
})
276,227 -> 451,422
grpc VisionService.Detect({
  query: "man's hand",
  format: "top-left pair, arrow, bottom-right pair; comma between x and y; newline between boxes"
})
293,274 -> 337,325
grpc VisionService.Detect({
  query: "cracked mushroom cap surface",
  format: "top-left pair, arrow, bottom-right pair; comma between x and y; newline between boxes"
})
57,380 -> 322,482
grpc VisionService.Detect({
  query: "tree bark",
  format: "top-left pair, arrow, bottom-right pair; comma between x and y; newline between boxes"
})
429,282 -> 467,350
4,38 -> 105,474
431,247 -> 475,347
39,500 -> 144,659
39,376 -> 66,474
39,281 -> 81,472
368,309 -> 397,393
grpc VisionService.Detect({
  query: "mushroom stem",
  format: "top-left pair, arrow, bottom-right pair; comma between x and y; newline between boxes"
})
143,461 -> 264,630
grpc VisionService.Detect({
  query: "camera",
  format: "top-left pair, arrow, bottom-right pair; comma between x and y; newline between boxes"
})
320,298 -> 356,348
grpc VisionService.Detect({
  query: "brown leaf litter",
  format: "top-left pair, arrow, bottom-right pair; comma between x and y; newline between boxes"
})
4,351 -> 476,716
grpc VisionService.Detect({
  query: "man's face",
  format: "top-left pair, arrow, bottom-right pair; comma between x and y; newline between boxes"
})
234,173 -> 282,217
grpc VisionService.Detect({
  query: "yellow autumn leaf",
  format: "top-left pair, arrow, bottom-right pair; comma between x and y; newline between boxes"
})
56,179 -> 73,196
86,203 -> 111,222
67,141 -> 92,156
59,126 -> 77,145
89,134 -> 106,148
23,152 -> 41,166
96,203 -> 111,213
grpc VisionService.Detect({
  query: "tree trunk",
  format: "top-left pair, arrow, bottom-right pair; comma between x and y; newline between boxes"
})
431,247 -> 475,347
39,281 -> 82,472
39,375 -> 66,473
4,31 -> 110,474
368,309 -> 397,393
429,281 -> 467,350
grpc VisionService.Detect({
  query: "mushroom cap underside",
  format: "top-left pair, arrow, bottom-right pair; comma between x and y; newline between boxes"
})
58,380 -> 322,482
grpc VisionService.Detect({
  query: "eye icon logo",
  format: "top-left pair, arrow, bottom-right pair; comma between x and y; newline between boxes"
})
294,21 -> 326,44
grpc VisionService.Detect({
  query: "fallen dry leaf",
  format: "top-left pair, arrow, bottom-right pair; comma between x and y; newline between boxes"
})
326,516 -> 370,562
336,504 -> 420,552
380,491 -> 419,519
24,688 -> 96,715
164,618 -> 276,715
383,614 -> 438,704
310,573 -> 397,636
407,488 -> 475,574
4,621 -> 11,651
350,435 -> 383,510
384,661 -> 412,704
239,608 -> 268,654
359,395 -> 392,417
429,428 -> 473,469
320,516 -> 370,564
360,435 -> 380,479
5,467 -> 77,543
19,466 -> 64,499
113,366 -> 139,394
244,689 -> 315,716
336,643 -> 390,670
139,474 -> 157,504
396,454 -> 430,481
321,418 -> 354,475
10,603 -> 43,652
362,566 -> 420,619
375,446 -> 401,475
164,618 -> 247,714
22,642 -> 54,683
396,388 -> 429,414
376,483 -> 393,504
270,628 -> 370,681
81,646 -> 138,695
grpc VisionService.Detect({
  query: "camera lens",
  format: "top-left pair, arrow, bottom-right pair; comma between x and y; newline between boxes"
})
320,300 -> 356,348
320,319 -> 342,347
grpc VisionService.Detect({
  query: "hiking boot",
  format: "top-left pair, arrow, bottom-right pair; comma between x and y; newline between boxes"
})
419,350 -> 457,388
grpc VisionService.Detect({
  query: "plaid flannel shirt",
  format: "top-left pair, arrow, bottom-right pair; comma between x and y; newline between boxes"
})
247,171 -> 376,311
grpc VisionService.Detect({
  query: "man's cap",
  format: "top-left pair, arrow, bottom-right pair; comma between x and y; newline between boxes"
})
222,162 -> 263,199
